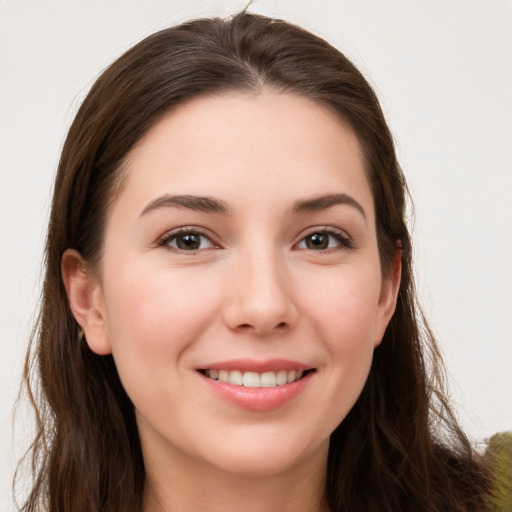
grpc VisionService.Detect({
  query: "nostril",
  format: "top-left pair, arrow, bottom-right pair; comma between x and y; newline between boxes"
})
235,321 -> 288,335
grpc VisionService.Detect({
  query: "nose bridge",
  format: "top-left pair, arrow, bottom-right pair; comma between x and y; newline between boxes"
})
224,241 -> 298,335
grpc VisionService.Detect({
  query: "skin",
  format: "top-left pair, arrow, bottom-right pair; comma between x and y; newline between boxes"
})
63,91 -> 400,512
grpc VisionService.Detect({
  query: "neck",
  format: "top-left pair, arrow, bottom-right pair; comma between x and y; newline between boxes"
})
142,439 -> 329,512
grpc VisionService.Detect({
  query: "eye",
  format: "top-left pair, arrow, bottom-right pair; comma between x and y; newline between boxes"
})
296,228 -> 353,251
160,229 -> 216,252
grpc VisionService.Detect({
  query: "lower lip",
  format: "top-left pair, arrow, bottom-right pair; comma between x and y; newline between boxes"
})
199,372 -> 313,411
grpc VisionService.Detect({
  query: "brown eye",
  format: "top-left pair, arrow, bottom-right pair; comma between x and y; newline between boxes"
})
297,229 -> 352,251
176,233 -> 201,250
305,233 -> 329,250
164,231 -> 215,251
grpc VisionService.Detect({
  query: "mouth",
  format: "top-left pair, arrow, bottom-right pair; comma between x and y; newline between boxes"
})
197,360 -> 315,410
198,368 -> 314,388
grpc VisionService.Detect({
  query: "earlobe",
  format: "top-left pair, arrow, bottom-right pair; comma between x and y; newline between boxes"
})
61,249 -> 112,355
374,246 -> 402,347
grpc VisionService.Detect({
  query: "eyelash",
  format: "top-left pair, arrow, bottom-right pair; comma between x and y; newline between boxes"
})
295,227 -> 354,252
157,227 -> 219,252
156,226 -> 354,253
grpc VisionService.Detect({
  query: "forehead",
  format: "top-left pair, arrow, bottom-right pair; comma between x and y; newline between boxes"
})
114,91 -> 373,217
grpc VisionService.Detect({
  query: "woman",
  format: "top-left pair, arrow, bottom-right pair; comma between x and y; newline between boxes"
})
17,11 -> 490,512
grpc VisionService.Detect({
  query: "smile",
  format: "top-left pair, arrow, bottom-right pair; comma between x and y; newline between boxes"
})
202,369 -> 306,388
197,359 -> 315,410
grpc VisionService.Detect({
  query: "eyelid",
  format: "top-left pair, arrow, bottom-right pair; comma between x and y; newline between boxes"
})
156,226 -> 221,251
294,226 -> 354,251
154,225 -> 354,252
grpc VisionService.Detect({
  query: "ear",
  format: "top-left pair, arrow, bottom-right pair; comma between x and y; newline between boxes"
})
61,249 -> 112,355
374,246 -> 402,347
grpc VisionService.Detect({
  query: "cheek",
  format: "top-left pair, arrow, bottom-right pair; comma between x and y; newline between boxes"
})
297,262 -> 382,414
300,261 -> 383,345
100,260 -> 224,390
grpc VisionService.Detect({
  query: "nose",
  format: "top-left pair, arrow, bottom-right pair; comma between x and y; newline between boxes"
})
223,249 -> 299,336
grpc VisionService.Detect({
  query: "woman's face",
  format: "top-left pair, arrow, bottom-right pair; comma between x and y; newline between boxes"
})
75,92 -> 398,478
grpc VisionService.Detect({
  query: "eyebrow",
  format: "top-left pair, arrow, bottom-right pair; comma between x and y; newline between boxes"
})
291,193 -> 367,221
140,192 -> 366,221
140,194 -> 229,217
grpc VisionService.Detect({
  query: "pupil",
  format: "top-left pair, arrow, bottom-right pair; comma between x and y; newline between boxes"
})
177,234 -> 200,250
307,233 -> 328,249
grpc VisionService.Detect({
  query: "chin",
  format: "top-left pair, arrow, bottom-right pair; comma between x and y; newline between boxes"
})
199,429 -> 330,478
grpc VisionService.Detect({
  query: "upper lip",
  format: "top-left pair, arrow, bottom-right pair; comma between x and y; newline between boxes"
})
197,359 -> 313,373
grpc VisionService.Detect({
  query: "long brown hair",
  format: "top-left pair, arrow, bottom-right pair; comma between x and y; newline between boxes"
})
16,12 -> 490,512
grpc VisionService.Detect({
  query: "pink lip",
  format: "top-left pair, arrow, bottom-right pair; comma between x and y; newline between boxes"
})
198,358 -> 311,373
197,359 -> 314,412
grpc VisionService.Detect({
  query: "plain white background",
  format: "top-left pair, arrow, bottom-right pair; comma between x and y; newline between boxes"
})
1,1 -> 511,508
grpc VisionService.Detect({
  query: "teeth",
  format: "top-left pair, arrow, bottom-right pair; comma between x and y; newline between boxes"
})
228,370 -> 243,385
276,370 -> 287,386
261,371 -> 276,387
243,371 -> 260,388
204,369 -> 306,387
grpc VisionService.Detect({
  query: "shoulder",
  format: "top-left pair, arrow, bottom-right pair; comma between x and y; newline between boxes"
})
485,431 -> 512,511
